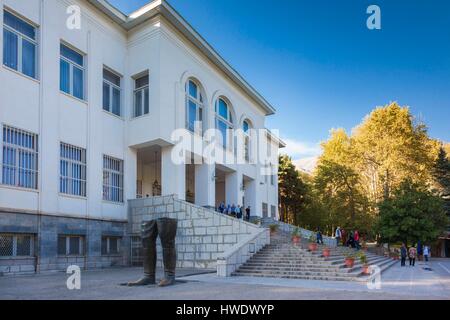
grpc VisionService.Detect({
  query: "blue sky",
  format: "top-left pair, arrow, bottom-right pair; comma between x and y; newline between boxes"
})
108,0 -> 450,166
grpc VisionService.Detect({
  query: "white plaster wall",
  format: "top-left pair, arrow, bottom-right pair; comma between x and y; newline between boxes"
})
0,0 -> 280,221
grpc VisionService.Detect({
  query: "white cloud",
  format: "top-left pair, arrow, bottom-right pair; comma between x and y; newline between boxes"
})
280,138 -> 322,173
293,157 -> 318,173
281,138 -> 321,159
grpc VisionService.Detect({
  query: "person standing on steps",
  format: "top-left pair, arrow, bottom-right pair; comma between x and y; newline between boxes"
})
245,206 -> 251,221
409,245 -> 417,267
341,228 -> 347,246
354,230 -> 360,250
236,205 -> 243,220
400,243 -> 407,267
335,227 -> 342,246
316,229 -> 323,245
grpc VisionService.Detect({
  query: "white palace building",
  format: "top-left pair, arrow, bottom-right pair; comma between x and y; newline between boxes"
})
0,0 -> 285,274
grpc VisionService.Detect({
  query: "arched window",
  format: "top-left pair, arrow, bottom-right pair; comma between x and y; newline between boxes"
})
185,79 -> 203,133
215,98 -> 233,149
243,120 -> 251,162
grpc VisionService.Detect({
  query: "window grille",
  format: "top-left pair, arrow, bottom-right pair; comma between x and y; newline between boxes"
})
0,234 -> 34,257
60,142 -> 87,197
2,125 -> 38,189
103,155 -> 124,203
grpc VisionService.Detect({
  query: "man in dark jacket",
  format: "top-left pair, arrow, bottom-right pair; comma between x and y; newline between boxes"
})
400,243 -> 408,267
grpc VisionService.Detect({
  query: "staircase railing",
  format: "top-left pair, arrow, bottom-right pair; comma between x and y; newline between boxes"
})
217,228 -> 270,277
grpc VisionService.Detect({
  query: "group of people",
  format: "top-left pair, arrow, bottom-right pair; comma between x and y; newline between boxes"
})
334,227 -> 361,250
400,243 -> 431,267
217,202 -> 251,221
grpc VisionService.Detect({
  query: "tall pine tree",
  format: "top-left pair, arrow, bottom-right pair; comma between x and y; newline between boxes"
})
432,146 -> 450,216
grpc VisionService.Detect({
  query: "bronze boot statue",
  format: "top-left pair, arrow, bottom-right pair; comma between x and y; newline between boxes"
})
157,218 -> 178,287
127,220 -> 158,286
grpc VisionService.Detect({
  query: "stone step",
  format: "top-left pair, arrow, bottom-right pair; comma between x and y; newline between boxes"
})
231,271 -> 359,282
242,263 -> 342,272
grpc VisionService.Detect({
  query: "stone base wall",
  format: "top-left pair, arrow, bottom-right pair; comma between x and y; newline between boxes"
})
128,196 -> 261,269
0,211 -> 128,276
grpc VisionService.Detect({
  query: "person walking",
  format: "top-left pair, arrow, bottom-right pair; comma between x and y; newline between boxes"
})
354,230 -> 360,250
347,231 -> 354,248
225,204 -> 231,215
230,204 -> 236,218
218,202 -> 225,214
400,243 -> 407,267
245,206 -> 251,221
341,229 -> 347,246
409,245 -> 417,267
316,229 -> 323,245
335,227 -> 342,246
417,240 -> 423,262
236,205 -> 243,220
423,245 -> 430,262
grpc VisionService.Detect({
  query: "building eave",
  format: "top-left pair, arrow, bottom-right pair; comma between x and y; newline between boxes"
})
88,0 -> 277,116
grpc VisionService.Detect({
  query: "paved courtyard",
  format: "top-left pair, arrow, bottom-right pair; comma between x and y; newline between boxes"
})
0,260 -> 449,300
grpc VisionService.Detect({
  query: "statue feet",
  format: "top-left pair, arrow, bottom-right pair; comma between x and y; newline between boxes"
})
126,276 -> 156,286
158,278 -> 175,287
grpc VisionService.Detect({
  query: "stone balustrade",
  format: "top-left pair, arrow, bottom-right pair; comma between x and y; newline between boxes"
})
217,228 -> 270,277
128,195 -> 262,269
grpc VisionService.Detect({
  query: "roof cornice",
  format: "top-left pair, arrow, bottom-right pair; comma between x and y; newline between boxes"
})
87,0 -> 277,116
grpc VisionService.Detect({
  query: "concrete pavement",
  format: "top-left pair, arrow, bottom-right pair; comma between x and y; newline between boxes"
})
0,260 -> 449,300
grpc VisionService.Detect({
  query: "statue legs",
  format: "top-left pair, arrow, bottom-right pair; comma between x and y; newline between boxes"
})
157,218 -> 178,287
127,220 -> 158,286
127,218 -> 177,287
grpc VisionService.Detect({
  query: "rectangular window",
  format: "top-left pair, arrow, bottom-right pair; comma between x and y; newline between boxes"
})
103,155 -> 124,203
60,43 -> 85,100
2,125 -> 38,189
0,234 -> 34,257
262,203 -> 268,218
103,68 -> 121,116
271,205 -> 276,219
60,143 -> 87,197
133,74 -> 149,118
57,235 -> 84,256
3,10 -> 38,79
101,236 -> 121,255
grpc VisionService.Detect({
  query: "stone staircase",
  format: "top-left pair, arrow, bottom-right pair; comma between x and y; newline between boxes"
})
232,231 -> 397,281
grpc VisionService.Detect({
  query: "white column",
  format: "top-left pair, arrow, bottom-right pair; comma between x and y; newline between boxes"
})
244,179 -> 257,217
195,163 -> 215,208
161,145 -> 186,200
225,171 -> 242,206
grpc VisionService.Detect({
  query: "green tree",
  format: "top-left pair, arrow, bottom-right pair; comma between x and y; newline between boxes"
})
352,102 -> 438,202
313,159 -> 372,235
432,146 -> 450,215
376,180 -> 448,246
278,155 -> 309,224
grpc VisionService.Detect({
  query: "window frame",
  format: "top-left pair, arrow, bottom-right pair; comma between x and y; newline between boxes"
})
102,67 -> 122,117
2,9 -> 39,79
103,155 -> 124,203
60,42 -> 86,100
243,120 -> 251,162
185,79 -> 204,134
59,142 -> 87,197
101,236 -> 121,256
0,233 -> 34,257
262,202 -> 268,218
1,125 -> 39,190
133,74 -> 149,118
57,235 -> 85,256
215,98 -> 234,150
